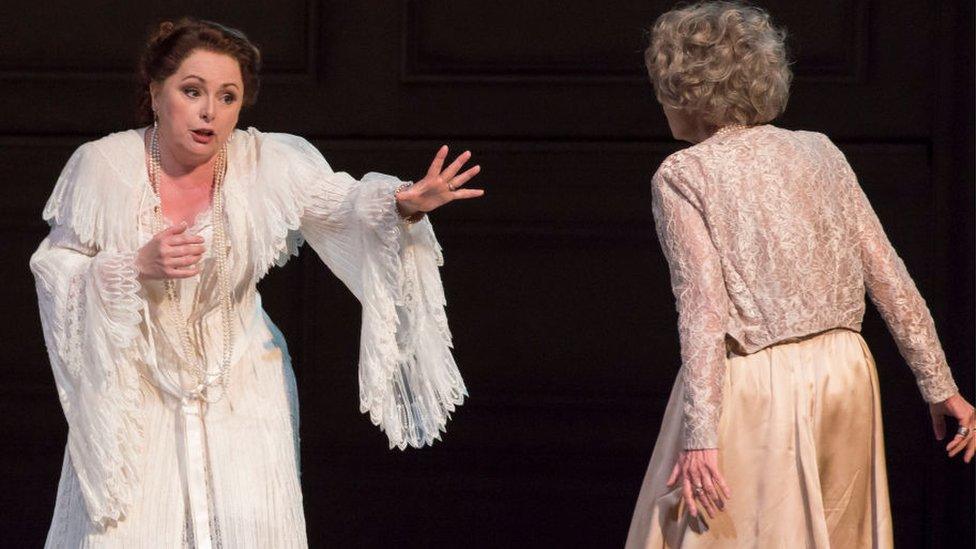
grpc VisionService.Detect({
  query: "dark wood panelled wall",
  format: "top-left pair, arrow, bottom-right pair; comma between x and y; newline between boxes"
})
1,1 -> 972,547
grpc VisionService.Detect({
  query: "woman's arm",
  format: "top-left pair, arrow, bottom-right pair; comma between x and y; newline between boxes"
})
30,223 -> 147,530
824,136 -> 974,462
262,133 -> 475,450
652,158 -> 730,451
652,157 -> 733,517
31,141 -> 154,530
827,139 -> 959,403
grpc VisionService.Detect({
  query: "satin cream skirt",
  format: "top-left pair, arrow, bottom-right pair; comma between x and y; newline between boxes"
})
626,328 -> 893,548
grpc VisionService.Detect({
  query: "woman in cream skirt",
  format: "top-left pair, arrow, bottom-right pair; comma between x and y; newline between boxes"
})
626,2 -> 975,547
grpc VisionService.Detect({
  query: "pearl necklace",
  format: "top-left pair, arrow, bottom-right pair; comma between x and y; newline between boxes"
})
149,126 -> 235,403
713,123 -> 750,138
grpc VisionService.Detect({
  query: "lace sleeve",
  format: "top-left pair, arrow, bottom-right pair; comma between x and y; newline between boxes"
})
265,133 -> 465,450
30,223 -> 147,530
652,157 -> 730,450
828,142 -> 958,403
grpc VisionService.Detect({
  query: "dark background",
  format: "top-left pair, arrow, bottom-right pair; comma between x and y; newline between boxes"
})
1,1 -> 973,547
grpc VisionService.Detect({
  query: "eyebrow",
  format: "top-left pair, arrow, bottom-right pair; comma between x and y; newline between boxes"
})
181,74 -> 241,90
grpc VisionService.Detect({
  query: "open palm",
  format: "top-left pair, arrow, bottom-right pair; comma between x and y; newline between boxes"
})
396,145 -> 484,215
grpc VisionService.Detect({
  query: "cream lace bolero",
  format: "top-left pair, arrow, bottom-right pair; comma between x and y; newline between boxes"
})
30,127 -> 465,530
651,124 -> 958,449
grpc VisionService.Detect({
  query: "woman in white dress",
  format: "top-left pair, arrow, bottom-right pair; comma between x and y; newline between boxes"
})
626,2 -> 974,547
30,18 -> 483,547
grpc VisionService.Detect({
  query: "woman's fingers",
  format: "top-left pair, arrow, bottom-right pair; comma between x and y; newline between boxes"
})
946,417 -> 972,453
713,470 -> 732,502
151,248 -> 202,279
158,222 -> 188,238
689,464 -> 719,517
712,475 -> 732,502
166,266 -> 200,279
450,189 -> 485,200
166,244 -> 206,258
413,147 -> 487,215
449,165 -> 481,190
705,458 -> 732,501
699,492 -> 717,519
165,255 -> 202,268
681,477 -> 698,518
947,434 -> 960,452
688,466 -> 715,516
695,477 -> 718,518
948,429 -> 974,456
700,474 -> 723,511
440,150 -> 472,181
169,234 -> 206,246
964,435 -> 975,463
426,145 -> 449,177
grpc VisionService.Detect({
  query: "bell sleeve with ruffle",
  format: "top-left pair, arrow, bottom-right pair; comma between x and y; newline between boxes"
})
29,143 -> 148,530
652,157 -> 731,450
261,133 -> 466,450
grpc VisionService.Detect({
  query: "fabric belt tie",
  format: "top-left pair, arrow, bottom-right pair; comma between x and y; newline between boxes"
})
179,397 -> 213,549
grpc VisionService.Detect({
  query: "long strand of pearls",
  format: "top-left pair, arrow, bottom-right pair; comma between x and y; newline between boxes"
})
149,127 -> 235,403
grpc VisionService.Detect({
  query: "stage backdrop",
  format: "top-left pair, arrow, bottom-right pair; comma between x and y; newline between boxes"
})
1,1 -> 972,547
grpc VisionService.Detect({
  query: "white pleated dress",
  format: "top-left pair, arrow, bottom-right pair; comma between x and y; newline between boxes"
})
30,127 -> 466,548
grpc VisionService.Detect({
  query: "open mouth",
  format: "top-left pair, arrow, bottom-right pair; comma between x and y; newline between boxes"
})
190,128 -> 216,143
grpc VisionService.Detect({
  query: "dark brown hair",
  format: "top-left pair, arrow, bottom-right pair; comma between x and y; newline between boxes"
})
136,18 -> 262,125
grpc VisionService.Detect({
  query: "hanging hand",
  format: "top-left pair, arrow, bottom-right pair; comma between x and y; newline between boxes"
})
395,145 -> 484,217
930,392 -> 976,463
666,448 -> 732,520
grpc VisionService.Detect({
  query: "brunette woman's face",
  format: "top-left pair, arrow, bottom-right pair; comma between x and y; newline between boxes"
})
150,49 -> 243,165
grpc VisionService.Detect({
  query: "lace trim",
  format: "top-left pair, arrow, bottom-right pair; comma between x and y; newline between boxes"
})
40,250 -> 149,530
356,177 -> 466,449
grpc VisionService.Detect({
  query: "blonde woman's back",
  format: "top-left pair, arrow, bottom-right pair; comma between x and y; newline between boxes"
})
651,124 -> 955,447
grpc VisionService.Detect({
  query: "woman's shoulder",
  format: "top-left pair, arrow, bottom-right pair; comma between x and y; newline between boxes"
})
42,128 -> 146,248
675,124 -> 841,169
89,127 -> 145,151
653,146 -> 705,190
653,125 -> 840,193
234,127 -> 320,157
71,128 -> 145,168
59,129 -> 145,186
651,150 -> 709,209
233,127 -> 334,178
54,128 -> 144,188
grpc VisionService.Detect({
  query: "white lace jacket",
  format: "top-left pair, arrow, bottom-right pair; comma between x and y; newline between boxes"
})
652,125 -> 958,449
31,127 -> 465,544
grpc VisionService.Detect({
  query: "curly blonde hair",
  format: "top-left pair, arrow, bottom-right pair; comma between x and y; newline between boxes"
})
645,1 -> 792,127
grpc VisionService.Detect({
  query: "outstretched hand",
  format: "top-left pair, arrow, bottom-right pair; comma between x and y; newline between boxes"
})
667,449 -> 732,519
395,145 -> 484,216
930,392 -> 976,463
